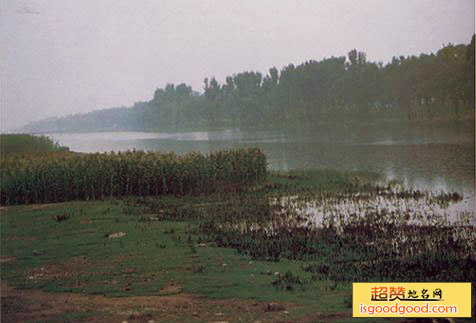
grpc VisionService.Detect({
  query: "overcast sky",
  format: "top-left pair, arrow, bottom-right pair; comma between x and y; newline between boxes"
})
1,0 -> 474,131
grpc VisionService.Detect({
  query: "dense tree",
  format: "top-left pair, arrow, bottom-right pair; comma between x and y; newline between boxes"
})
23,36 -> 475,133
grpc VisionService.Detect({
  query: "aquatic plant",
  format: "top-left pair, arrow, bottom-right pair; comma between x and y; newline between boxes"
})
134,180 -> 475,285
0,148 -> 266,205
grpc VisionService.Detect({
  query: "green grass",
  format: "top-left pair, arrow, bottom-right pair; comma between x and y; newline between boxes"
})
1,200 -> 358,321
0,134 -> 69,155
268,169 -> 383,192
2,170 -> 473,322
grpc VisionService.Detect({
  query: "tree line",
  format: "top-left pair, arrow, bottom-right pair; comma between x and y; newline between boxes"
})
23,36 -> 474,133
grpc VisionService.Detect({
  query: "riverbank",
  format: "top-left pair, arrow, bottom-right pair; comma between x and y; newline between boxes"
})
1,171 -> 474,322
0,199 -> 359,322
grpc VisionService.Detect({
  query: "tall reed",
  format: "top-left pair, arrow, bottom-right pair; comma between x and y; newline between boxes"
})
0,148 -> 267,205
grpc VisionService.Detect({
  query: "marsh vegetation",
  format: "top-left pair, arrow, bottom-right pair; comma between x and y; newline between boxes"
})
0,148 -> 266,205
133,171 -> 475,285
0,134 -> 69,155
1,147 -> 474,321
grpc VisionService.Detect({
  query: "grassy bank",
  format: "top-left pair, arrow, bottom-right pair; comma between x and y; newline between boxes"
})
0,134 -> 69,155
1,170 -> 474,322
1,200 -> 360,322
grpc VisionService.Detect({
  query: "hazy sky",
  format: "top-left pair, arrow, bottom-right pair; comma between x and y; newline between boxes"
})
1,0 -> 474,130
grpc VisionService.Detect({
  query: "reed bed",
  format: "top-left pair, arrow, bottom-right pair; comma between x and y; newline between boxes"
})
0,148 -> 266,205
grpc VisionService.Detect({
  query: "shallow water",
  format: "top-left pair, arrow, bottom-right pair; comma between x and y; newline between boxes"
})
273,190 -> 475,230
47,122 -> 475,199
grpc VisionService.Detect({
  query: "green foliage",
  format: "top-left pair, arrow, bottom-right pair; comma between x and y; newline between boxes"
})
22,36 -> 475,133
0,134 -> 69,155
0,148 -> 267,205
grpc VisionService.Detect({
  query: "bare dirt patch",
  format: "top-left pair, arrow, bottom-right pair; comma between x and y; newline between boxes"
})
26,202 -> 72,211
25,256 -> 112,283
159,282 -> 182,295
0,256 -> 17,264
296,312 -> 353,322
1,280 -> 296,322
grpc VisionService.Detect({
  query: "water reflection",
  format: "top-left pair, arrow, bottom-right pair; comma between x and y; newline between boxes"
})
48,122 -> 474,198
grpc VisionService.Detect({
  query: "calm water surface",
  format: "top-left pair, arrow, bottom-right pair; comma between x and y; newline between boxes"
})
48,124 -> 475,201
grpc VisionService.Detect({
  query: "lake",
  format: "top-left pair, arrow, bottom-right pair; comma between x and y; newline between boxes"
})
47,122 -> 475,200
